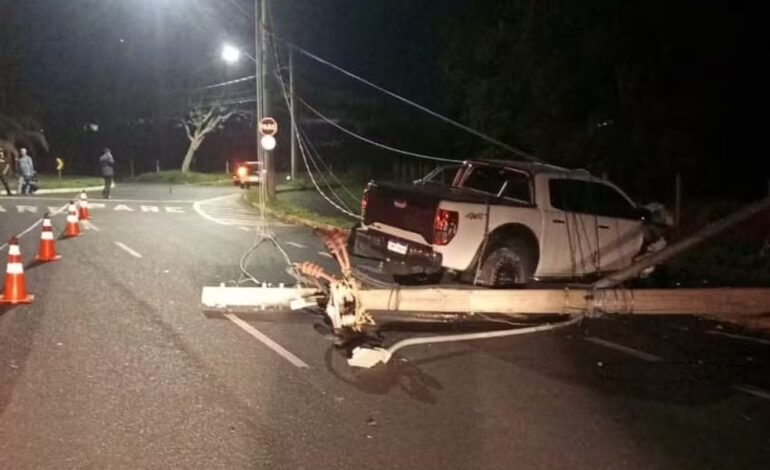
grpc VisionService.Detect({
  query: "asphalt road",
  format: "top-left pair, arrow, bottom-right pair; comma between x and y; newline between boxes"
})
0,184 -> 768,469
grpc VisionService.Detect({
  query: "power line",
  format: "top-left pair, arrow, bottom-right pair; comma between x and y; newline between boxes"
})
295,95 -> 457,163
265,30 -> 541,162
195,74 -> 256,91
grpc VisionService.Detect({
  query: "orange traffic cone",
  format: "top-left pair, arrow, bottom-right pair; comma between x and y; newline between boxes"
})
63,201 -> 81,238
78,190 -> 90,221
36,213 -> 62,262
1,237 -> 34,304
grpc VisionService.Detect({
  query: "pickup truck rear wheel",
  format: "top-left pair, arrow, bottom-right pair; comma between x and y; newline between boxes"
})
476,239 -> 535,287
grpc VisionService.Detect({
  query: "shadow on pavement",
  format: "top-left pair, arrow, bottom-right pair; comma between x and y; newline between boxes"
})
324,344 -> 467,405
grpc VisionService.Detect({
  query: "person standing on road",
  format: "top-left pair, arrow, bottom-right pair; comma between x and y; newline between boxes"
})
99,147 -> 115,199
0,148 -> 12,195
17,148 -> 34,196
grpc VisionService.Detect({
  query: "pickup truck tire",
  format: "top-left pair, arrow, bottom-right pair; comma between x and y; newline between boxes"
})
476,239 -> 535,287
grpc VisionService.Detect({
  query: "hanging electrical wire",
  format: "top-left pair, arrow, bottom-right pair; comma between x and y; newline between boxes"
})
296,124 -> 361,206
296,95 -> 457,163
263,28 -> 541,163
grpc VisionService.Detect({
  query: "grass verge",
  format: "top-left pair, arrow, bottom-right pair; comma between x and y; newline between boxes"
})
37,175 -> 104,189
126,170 -> 232,185
243,189 -> 357,230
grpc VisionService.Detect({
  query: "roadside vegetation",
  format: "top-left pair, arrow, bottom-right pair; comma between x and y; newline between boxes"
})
125,170 -> 231,185
36,175 -> 104,189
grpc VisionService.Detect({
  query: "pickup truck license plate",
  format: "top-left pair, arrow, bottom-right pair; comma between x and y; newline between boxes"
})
387,240 -> 408,255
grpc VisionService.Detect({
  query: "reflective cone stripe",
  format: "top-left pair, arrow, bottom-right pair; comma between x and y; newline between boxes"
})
36,215 -> 61,261
78,191 -> 90,220
63,202 -> 81,238
1,238 -> 33,304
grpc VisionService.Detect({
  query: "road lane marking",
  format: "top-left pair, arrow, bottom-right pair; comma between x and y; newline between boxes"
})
584,337 -> 663,362
238,226 -> 251,231
17,205 -> 38,213
733,385 -> 770,401
318,251 -> 333,259
706,330 -> 770,346
285,241 -> 306,249
141,206 -> 160,212
0,203 -> 68,252
165,206 -> 184,213
114,241 -> 143,258
224,314 -> 309,368
82,220 -> 100,231
193,193 -> 240,225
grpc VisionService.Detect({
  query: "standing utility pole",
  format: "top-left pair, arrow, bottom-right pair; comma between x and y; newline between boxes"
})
255,0 -> 276,200
289,47 -> 297,181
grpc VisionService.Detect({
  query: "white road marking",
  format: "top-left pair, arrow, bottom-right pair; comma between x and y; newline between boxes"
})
706,330 -> 770,346
0,196 -> 198,204
0,203 -> 68,252
733,385 -> 770,401
140,205 -> 160,212
17,205 -> 38,213
584,337 -> 664,362
193,194 -> 240,225
113,204 -> 134,211
114,241 -> 143,258
0,205 -> 5,212
223,314 -> 309,368
82,220 -> 100,231
164,206 -> 184,213
285,241 -> 306,249
318,252 -> 333,259
238,226 -> 251,231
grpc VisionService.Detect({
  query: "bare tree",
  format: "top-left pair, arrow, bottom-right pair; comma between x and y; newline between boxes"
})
180,104 -> 240,173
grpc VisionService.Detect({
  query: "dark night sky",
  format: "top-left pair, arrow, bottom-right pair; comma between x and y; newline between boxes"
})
1,0 -> 765,199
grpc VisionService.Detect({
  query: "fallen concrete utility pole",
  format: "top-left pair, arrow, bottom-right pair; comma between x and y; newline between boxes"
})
594,195 -> 770,289
202,196 -> 770,339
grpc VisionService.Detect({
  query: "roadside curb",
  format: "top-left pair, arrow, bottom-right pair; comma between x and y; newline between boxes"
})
246,200 -> 351,234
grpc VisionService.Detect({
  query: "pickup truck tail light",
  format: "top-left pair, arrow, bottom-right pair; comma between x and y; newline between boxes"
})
433,208 -> 458,245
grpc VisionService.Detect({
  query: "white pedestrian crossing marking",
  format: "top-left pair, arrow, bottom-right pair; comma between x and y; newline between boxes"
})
285,241 -> 306,249
17,205 -> 38,213
0,203 -> 186,215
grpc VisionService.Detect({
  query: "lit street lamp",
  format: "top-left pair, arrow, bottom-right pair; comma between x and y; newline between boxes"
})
221,44 -> 241,64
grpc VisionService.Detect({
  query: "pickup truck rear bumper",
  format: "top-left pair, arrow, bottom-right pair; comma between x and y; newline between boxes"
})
352,227 -> 442,275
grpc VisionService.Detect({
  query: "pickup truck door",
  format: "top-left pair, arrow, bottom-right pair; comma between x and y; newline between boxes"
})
586,183 -> 645,271
541,178 -> 601,277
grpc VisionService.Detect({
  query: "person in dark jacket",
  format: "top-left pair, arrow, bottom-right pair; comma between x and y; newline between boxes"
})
99,147 -> 115,198
0,147 -> 12,195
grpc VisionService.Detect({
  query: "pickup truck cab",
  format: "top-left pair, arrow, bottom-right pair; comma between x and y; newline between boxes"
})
353,159 -> 667,285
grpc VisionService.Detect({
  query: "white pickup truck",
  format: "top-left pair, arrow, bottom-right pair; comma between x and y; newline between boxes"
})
353,159 -> 669,285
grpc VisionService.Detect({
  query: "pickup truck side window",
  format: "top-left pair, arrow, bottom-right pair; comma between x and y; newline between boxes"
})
462,166 -> 508,196
549,179 -> 637,219
502,171 -> 532,204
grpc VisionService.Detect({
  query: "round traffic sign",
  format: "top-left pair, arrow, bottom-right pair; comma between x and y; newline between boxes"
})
259,117 -> 278,136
